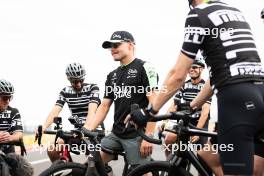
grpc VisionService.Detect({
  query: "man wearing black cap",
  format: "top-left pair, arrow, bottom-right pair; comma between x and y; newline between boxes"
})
85,31 -> 159,172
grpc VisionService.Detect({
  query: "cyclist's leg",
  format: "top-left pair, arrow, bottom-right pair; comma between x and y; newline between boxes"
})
100,132 -> 123,164
197,141 -> 223,176
164,132 -> 177,159
253,141 -> 264,176
217,82 -> 264,175
198,148 -> 264,176
119,136 -> 152,173
47,138 -> 64,162
253,155 -> 264,176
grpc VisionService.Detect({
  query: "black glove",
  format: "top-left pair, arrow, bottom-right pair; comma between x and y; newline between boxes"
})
177,101 -> 192,111
130,108 -> 150,127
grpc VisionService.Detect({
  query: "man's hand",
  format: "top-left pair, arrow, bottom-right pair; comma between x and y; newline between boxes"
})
157,122 -> 165,132
0,131 -> 11,143
140,139 -> 153,157
191,136 -> 200,143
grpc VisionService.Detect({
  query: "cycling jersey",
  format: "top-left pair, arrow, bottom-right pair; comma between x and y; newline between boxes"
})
181,1 -> 264,90
174,79 -> 210,124
104,58 -> 158,138
181,1 -> 264,174
0,106 -> 23,154
56,83 -> 100,124
0,106 -> 23,132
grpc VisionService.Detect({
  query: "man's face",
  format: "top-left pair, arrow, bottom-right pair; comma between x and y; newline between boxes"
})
69,78 -> 84,91
0,95 -> 12,111
109,42 -> 132,61
189,64 -> 203,80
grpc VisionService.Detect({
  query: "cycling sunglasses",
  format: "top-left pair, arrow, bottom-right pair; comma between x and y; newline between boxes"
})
70,79 -> 84,85
191,66 -> 201,69
110,42 -> 123,49
0,95 -> 13,101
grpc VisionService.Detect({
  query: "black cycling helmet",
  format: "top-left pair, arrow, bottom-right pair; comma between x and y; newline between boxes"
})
261,8 -> 264,19
0,79 -> 14,95
65,63 -> 86,79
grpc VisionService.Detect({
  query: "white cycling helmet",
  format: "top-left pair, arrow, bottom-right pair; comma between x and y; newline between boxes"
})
0,79 -> 14,95
65,63 -> 86,79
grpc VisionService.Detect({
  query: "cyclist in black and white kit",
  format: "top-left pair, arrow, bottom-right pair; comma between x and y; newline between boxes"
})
0,79 -> 23,154
40,63 -> 102,162
130,0 -> 264,175
161,58 -> 210,159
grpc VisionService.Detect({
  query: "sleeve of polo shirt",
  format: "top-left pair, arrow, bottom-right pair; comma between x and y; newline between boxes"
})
142,62 -> 159,92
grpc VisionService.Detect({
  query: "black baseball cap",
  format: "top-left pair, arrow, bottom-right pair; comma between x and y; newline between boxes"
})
102,31 -> 135,49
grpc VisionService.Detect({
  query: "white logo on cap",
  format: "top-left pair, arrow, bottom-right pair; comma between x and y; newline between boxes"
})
112,34 -> 122,39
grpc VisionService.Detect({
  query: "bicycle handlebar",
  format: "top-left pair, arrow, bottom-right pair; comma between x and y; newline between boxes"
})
129,104 -> 217,145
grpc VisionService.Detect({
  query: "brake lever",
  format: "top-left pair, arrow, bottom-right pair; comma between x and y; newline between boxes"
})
35,125 -> 42,146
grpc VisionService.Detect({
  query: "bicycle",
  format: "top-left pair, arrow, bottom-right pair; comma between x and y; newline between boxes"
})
0,141 -> 33,176
37,116 -> 130,176
127,105 -> 217,176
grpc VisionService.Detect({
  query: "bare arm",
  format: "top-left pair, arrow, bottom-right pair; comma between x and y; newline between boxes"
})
166,102 -> 177,114
83,103 -> 99,128
144,92 -> 157,136
84,98 -> 112,130
9,131 -> 23,142
43,105 -> 63,131
196,103 -> 210,129
190,79 -> 213,109
152,53 -> 193,112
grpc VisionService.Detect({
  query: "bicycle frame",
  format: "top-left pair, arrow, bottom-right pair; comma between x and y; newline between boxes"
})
60,145 -> 72,162
134,107 -> 218,176
164,123 -> 215,176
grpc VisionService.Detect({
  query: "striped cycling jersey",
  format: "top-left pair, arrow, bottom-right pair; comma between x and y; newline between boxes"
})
56,83 -> 100,123
181,1 -> 264,90
174,79 -> 210,123
0,106 -> 23,132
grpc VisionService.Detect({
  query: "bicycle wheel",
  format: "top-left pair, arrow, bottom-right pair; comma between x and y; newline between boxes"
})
127,161 -> 193,176
39,162 -> 86,176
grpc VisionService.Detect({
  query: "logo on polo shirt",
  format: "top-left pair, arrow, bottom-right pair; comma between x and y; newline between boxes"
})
127,69 -> 138,78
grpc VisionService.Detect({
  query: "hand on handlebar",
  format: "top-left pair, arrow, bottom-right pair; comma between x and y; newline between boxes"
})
140,139 -> 153,157
129,108 -> 152,127
0,131 -> 12,143
157,122 -> 166,132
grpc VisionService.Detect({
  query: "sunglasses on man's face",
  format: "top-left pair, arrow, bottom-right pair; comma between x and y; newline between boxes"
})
191,66 -> 201,70
70,79 -> 84,85
0,95 -> 13,101
110,42 -> 123,49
